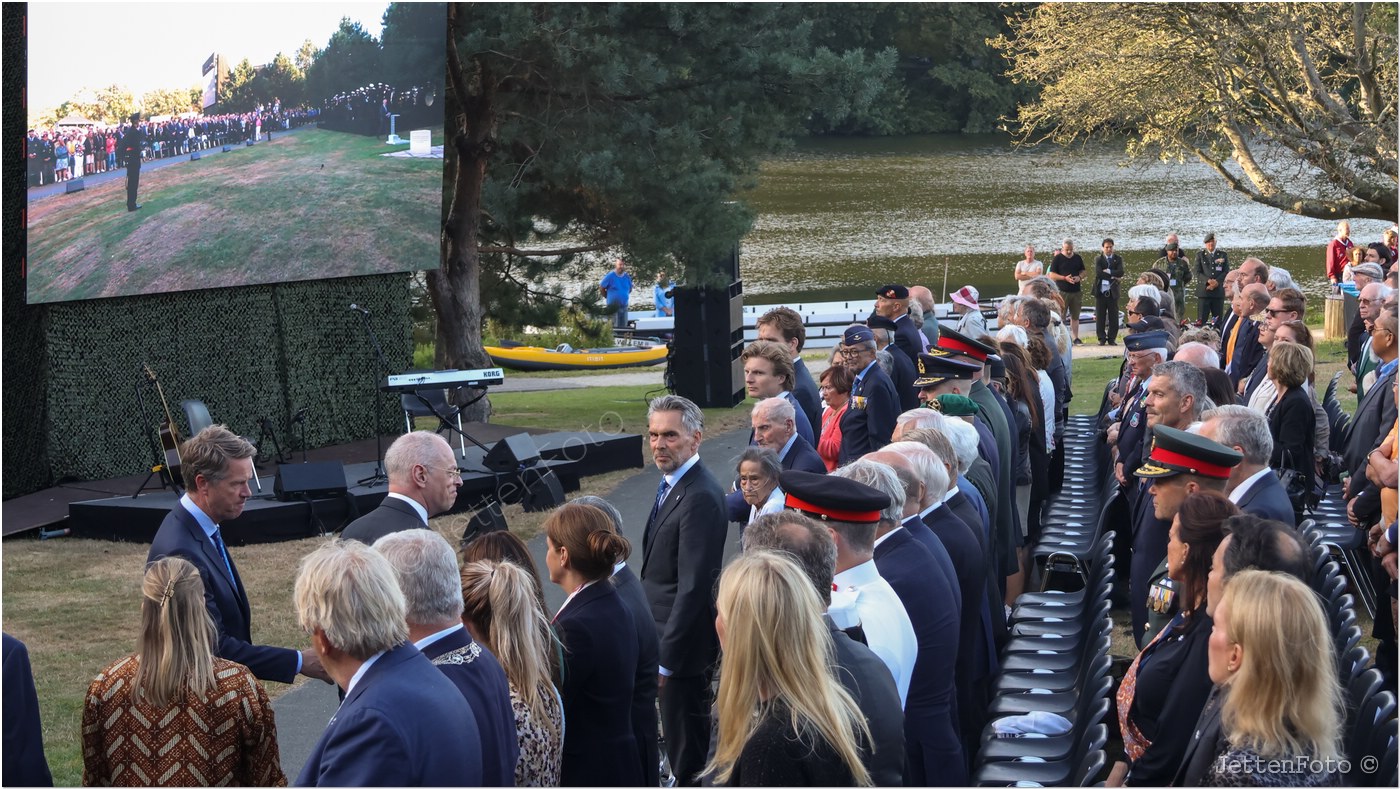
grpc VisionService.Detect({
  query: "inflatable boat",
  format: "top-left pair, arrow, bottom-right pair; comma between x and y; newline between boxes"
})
485,341 -> 669,371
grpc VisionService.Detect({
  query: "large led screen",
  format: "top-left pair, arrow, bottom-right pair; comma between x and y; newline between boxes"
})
24,2 -> 446,304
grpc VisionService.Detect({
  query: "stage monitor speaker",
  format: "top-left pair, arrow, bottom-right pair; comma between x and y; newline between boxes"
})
222,145 -> 232,152
460,502 -> 508,547
65,178 -> 85,194
484,434 -> 540,473
520,467 -> 565,512
274,461 -> 348,501
191,151 -> 202,161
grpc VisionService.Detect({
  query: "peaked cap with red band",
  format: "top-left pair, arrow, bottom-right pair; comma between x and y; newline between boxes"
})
780,470 -> 888,523
933,325 -> 996,363
1134,424 -> 1242,479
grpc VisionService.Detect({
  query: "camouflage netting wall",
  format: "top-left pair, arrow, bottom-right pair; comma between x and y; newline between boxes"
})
6,273 -> 415,497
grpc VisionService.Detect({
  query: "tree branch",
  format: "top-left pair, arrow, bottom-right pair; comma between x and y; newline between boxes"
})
477,241 -> 615,258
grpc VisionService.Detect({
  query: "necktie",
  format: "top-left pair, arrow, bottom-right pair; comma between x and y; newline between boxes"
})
210,527 -> 236,584
644,478 -> 670,543
1225,318 -> 1242,368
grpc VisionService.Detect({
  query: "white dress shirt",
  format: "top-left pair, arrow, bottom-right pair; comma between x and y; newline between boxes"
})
828,559 -> 916,707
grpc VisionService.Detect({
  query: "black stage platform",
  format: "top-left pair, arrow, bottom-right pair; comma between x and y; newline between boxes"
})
11,428 -> 642,545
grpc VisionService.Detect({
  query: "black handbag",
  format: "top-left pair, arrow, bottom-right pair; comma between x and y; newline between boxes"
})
1276,448 -> 1316,513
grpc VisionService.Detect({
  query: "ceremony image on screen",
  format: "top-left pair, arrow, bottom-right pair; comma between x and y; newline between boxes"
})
24,2 -> 446,305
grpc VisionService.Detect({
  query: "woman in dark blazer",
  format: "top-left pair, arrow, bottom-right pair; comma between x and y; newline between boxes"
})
1265,342 -> 1316,522
1111,492 -> 1235,786
544,502 -> 643,787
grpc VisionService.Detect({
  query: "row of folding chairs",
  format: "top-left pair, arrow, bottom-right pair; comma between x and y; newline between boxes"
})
1299,521 -> 1399,787
972,417 -> 1115,786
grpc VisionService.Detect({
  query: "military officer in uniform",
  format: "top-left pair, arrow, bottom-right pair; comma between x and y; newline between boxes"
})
837,325 -> 900,464
1156,243 -> 1192,318
1194,233 -> 1230,324
118,113 -> 146,212
1131,425 -> 1240,646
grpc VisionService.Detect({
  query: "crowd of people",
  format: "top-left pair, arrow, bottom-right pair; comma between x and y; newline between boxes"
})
2,228 -> 1397,787
25,107 -> 318,188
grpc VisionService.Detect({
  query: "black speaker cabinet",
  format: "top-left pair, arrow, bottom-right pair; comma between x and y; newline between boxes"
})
484,433 -> 541,473
672,279 -> 745,408
274,461 -> 348,501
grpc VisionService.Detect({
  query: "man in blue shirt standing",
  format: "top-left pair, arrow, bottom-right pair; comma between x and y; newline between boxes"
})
600,258 -> 634,331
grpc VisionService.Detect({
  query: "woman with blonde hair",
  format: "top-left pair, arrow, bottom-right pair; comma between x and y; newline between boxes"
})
82,557 -> 285,786
704,550 -> 872,787
461,558 -> 564,787
1206,570 -> 1344,786
1266,342 -> 1317,522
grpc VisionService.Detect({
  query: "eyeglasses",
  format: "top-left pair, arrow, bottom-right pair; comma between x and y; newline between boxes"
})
839,348 -> 868,358
425,465 -> 463,481
1370,325 -> 1395,337
1127,310 -> 1142,317
1264,308 -> 1292,317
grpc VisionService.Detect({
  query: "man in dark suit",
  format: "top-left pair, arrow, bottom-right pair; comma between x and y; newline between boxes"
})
640,395 -> 727,787
755,306 -> 821,431
742,511 -> 907,786
574,495 -> 662,787
1345,305 -> 1397,530
1224,284 -> 1269,386
295,539 -> 482,786
342,431 -> 462,544
1199,405 -> 1296,524
838,325 -> 900,464
375,529 -> 517,787
3,633 -> 52,787
147,426 -> 327,684
868,317 -> 921,411
837,459 -> 966,785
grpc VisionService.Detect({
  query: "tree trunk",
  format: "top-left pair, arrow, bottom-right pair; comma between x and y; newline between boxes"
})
433,7 -> 495,424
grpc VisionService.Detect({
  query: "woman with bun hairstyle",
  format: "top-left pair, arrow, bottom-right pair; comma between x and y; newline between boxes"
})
544,502 -> 643,787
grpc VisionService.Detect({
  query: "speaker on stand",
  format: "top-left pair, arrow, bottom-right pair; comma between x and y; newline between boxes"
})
670,245 -> 746,408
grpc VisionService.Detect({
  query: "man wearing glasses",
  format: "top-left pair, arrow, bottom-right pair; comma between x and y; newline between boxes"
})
837,325 -> 900,464
1354,283 -> 1397,397
344,431 -> 462,544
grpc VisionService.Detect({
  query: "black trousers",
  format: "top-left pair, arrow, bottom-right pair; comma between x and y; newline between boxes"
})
660,672 -> 712,786
1095,296 -> 1120,342
1198,296 -> 1224,324
125,161 -> 140,209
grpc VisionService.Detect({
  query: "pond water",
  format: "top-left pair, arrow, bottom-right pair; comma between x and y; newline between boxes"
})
737,134 -> 1394,311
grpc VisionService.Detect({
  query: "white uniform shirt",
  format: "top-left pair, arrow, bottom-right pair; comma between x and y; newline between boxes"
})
828,559 -> 917,707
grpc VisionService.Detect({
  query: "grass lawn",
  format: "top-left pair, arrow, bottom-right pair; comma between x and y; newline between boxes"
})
25,127 -> 443,304
2,341 -> 1369,783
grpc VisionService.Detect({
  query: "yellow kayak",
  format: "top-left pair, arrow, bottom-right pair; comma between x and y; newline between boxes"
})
485,342 -> 669,371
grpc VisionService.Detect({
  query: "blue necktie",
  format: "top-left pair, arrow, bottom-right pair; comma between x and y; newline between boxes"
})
211,527 -> 236,584
645,479 -> 670,543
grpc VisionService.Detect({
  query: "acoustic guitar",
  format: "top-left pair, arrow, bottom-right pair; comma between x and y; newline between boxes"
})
142,364 -> 183,487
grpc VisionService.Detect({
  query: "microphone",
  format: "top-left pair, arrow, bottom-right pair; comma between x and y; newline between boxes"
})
349,303 -> 370,315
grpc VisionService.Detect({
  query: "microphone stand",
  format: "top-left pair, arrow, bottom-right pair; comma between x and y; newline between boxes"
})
354,308 -> 390,488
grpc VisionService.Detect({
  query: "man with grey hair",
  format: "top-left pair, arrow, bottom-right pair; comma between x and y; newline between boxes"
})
295,539 -> 482,786
838,458 -> 965,785
1266,266 -> 1298,293
1174,341 -> 1220,371
1236,256 -> 1269,288
574,495 -> 661,785
1224,283 -> 1269,386
640,394 -> 725,786
374,529 -> 517,785
741,511 -> 907,787
1351,282 -> 1395,395
1197,406 -> 1294,523
908,285 -> 941,346
752,396 -> 825,474
343,431 -> 462,544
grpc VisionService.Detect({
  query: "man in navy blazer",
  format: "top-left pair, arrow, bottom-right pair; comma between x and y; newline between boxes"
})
343,432 -> 462,544
375,530 -> 517,787
1224,285 -> 1268,386
1198,405 -> 1296,525
3,633 -> 53,787
640,396 -> 727,787
837,460 -> 966,786
147,426 -> 325,685
295,539 -> 482,787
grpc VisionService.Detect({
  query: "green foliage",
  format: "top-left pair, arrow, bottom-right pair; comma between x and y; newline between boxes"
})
380,2 -> 446,91
994,2 -> 1398,220
221,58 -> 260,112
442,3 -> 897,339
305,17 -> 384,102
260,52 -> 305,109
805,3 -> 1034,135
141,86 -> 198,118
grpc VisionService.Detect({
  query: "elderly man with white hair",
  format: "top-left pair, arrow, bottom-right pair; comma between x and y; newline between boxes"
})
343,431 -> 462,544
1354,283 -> 1398,396
375,529 -> 518,786
1196,406 -> 1295,523
1173,341 -> 1220,370
295,539 -> 482,786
